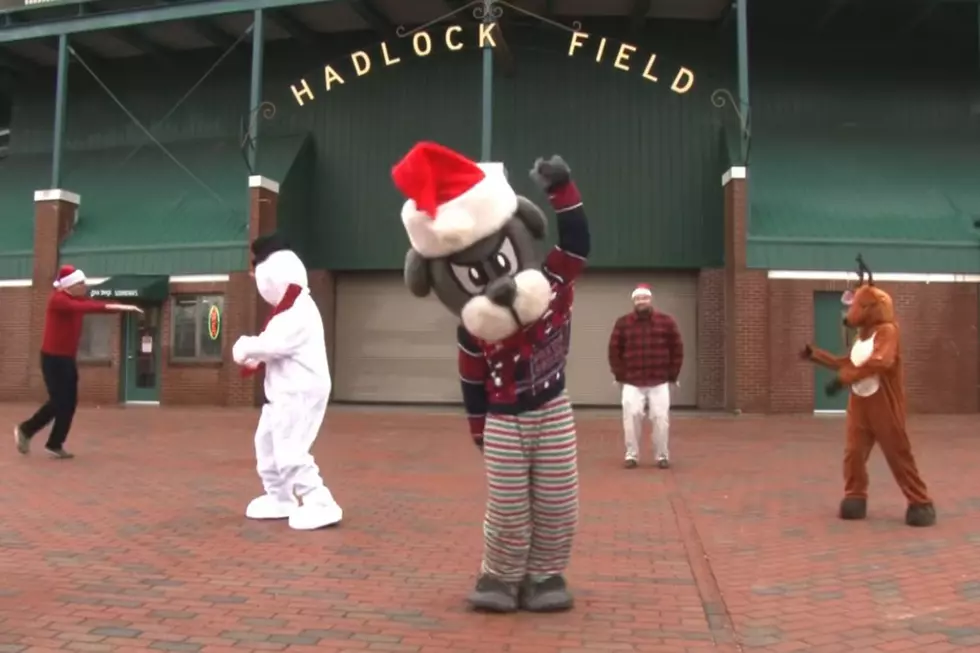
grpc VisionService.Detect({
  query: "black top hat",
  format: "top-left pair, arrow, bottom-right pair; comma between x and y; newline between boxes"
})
251,232 -> 290,267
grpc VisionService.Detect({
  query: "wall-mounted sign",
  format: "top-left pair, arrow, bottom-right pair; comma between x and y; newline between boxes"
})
290,22 -> 500,106
288,23 -> 696,106
208,305 -> 221,341
566,31 -> 694,94
90,288 -> 139,298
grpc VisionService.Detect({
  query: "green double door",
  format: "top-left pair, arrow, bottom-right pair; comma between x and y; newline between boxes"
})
120,305 -> 162,403
812,291 -> 853,411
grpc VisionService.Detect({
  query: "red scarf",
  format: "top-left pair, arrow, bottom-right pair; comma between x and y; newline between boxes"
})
240,283 -> 303,378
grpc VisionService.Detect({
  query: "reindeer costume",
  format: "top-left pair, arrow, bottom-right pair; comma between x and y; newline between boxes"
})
802,256 -> 935,527
392,142 -> 590,613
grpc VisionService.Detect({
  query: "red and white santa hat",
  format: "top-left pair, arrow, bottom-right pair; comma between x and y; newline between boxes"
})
53,264 -> 86,290
392,141 -> 518,259
631,283 -> 652,300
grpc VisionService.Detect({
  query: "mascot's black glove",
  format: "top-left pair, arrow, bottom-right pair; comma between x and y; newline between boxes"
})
473,436 -> 484,452
530,155 -> 572,193
825,378 -> 844,397
799,344 -> 813,361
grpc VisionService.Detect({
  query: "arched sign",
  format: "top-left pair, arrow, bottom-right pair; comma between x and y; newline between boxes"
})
208,304 -> 221,341
287,14 -> 696,107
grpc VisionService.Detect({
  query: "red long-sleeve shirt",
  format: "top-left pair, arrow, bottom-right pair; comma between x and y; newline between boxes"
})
41,291 -> 114,357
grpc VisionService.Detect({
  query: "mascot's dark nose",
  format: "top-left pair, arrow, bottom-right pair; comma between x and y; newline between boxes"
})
486,277 -> 517,308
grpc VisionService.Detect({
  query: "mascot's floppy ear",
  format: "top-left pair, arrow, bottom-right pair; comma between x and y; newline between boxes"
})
514,196 -> 547,240
404,249 -> 432,298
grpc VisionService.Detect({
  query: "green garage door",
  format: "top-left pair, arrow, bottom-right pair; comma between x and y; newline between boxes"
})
813,291 -> 852,411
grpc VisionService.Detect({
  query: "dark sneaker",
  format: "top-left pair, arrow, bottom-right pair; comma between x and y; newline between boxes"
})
14,426 -> 29,455
467,574 -> 519,613
520,575 -> 574,612
905,503 -> 936,527
624,458 -> 638,469
839,497 -> 867,520
45,447 -> 74,460
657,457 -> 671,469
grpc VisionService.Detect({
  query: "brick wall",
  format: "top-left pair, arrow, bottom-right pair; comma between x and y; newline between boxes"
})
696,268 -> 725,409
767,279 -> 979,414
0,286 -> 34,401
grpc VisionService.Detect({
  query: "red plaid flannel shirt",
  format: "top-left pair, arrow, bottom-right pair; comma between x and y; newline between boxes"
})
607,310 -> 683,387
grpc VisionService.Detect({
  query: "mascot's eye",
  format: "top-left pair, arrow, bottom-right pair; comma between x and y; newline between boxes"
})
468,267 -> 488,286
492,253 -> 512,275
451,264 -> 489,295
491,238 -> 519,277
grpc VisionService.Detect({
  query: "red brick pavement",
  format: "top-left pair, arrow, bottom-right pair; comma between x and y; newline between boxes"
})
0,405 -> 977,653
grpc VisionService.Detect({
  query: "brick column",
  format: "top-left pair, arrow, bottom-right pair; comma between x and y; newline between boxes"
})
220,176 -> 280,407
29,189 -> 80,398
722,167 -> 770,413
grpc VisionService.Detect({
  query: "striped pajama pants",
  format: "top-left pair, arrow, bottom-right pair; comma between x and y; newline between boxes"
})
481,392 -> 579,584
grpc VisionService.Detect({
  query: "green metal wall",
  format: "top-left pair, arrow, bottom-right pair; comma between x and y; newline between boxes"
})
747,38 -> 980,272
5,24 -> 730,272
492,23 -> 727,269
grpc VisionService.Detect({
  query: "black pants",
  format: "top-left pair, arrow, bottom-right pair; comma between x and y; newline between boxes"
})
20,353 -> 79,450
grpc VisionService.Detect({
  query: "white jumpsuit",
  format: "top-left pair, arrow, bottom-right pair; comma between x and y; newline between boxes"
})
232,250 -> 343,531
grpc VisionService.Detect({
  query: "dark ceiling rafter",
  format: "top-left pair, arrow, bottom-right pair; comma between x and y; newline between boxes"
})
348,0 -> 395,35
267,8 -> 330,59
629,0 -> 651,36
814,0 -> 852,32
717,0 -> 734,33
0,45 -> 37,75
157,0 -> 240,50
898,0 -> 945,35
77,3 -> 175,68
1,13 -> 106,71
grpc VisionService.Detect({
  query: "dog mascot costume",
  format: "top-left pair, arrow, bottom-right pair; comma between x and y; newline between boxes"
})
801,255 -> 935,527
232,234 -> 344,531
391,142 -> 590,614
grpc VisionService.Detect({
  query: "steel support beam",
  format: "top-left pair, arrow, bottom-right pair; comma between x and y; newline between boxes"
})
480,3 -> 492,160
247,8 -> 263,172
736,0 -> 749,164
814,0 -> 851,32
51,33 -> 68,188
898,0 -> 944,35
629,0 -> 651,36
0,0 -> 343,43
349,0 -> 394,34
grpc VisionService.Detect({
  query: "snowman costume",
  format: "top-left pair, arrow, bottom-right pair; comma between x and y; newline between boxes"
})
232,234 -> 343,531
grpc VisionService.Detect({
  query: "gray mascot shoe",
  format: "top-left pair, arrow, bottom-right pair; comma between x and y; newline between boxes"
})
520,575 -> 574,612
467,574 -> 519,613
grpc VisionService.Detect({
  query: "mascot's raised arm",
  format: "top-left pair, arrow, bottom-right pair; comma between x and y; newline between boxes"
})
392,141 -> 589,615
800,255 -> 935,527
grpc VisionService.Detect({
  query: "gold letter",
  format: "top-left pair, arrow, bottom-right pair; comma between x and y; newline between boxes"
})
613,43 -> 636,71
595,37 -> 607,62
642,54 -> 658,82
479,22 -> 498,48
324,65 -> 345,90
413,31 -> 432,56
351,50 -> 371,76
670,66 -> 695,94
445,24 -> 463,51
567,30 -> 588,56
381,42 -> 401,66
290,79 -> 314,106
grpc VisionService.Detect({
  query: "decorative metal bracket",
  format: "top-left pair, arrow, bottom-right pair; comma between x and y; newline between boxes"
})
395,0 -> 581,39
711,88 -> 752,165
240,101 -> 277,174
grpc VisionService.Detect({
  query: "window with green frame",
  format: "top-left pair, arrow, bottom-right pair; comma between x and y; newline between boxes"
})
171,295 -> 224,361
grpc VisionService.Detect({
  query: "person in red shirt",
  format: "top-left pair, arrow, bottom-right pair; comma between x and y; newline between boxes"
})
607,283 -> 684,469
14,265 -> 141,459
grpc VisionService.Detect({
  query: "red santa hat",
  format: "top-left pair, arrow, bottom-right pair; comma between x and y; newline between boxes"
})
392,141 -> 518,259
631,283 -> 652,300
53,264 -> 86,290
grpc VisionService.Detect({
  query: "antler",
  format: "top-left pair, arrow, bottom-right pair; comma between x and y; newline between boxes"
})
855,254 -> 874,285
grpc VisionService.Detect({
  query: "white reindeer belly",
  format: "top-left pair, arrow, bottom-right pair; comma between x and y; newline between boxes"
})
849,333 -> 880,397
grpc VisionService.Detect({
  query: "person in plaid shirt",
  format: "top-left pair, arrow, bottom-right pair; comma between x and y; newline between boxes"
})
607,283 -> 684,469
